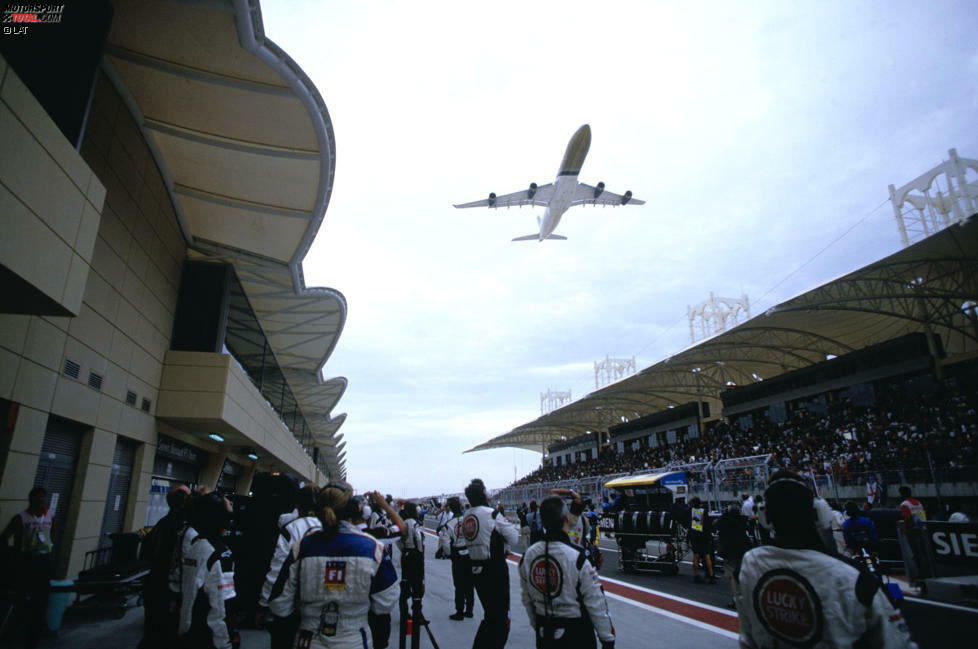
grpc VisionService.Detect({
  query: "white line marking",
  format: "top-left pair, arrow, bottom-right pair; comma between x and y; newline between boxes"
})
603,591 -> 740,640
903,595 -> 978,613
426,525 -> 740,637
597,574 -> 740,618
485,543 -> 736,618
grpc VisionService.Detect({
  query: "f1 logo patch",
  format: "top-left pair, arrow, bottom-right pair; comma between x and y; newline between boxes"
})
324,561 -> 346,590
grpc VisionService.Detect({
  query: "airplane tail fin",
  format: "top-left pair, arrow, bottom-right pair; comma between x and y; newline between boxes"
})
511,233 -> 567,242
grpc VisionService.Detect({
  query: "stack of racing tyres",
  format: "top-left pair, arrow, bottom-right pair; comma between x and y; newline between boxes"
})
604,471 -> 690,575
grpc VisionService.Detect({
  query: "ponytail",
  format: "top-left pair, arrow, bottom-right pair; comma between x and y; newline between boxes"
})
317,481 -> 353,537
319,505 -> 338,533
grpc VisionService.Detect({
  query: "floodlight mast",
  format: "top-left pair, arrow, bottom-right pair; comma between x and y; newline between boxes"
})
540,389 -> 572,415
687,292 -> 751,343
889,148 -> 978,248
594,355 -> 636,389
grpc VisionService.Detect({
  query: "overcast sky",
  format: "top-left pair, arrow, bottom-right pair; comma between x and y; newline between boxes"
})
260,1 -> 978,497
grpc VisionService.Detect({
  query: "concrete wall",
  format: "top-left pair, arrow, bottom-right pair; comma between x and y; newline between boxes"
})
0,56 -> 105,318
0,68 -> 185,578
0,61 -> 327,576
157,351 -> 322,484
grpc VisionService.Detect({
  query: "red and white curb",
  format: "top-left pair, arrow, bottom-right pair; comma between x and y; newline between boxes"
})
423,527 -> 739,639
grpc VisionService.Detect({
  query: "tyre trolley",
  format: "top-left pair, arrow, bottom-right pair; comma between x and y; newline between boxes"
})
604,471 -> 690,575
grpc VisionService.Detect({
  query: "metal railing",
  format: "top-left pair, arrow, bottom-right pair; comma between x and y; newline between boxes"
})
490,455 -> 978,513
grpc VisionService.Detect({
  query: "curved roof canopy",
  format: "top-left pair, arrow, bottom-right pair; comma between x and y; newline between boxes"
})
469,214 -> 978,453
104,0 -> 347,475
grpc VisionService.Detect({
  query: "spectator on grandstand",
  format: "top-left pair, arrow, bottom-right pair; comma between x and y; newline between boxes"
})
507,377 -> 978,502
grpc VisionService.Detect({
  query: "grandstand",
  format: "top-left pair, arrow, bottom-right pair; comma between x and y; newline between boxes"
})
468,205 -> 978,511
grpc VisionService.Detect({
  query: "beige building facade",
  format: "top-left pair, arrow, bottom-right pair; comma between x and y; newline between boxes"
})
0,0 -> 346,579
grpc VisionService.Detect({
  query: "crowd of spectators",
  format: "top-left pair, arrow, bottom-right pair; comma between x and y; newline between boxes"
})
509,375 -> 978,490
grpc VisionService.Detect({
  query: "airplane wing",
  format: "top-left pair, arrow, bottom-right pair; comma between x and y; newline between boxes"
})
570,183 -> 645,207
454,183 -> 555,209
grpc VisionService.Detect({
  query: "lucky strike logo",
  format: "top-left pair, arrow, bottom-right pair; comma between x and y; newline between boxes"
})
529,557 -> 562,596
752,569 -> 822,648
462,515 -> 479,541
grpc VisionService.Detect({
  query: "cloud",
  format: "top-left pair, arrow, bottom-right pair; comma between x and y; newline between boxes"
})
263,0 -> 978,496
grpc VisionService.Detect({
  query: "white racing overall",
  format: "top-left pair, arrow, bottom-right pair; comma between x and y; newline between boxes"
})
519,532 -> 615,648
737,545 -> 917,649
269,521 -> 399,649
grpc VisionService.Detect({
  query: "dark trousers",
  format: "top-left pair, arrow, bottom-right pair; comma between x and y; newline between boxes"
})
18,553 -> 51,649
451,551 -> 474,614
268,611 -> 299,649
368,610 -> 392,649
471,560 -> 509,649
535,618 -> 596,649
139,586 -> 180,649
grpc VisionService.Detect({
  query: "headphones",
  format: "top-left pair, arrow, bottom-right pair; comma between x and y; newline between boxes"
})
759,473 -> 812,532
766,473 -> 812,493
322,481 -> 356,522
760,472 -> 833,547
326,481 -> 352,494
344,494 -> 366,521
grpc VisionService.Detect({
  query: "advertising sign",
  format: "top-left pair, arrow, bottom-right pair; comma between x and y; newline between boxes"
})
927,522 -> 978,571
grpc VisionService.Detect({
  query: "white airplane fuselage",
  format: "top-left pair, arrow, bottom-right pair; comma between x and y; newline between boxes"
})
537,124 -> 592,241
453,123 -> 642,240
538,176 -> 577,240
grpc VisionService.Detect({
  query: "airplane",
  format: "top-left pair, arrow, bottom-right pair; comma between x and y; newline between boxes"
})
453,124 -> 645,241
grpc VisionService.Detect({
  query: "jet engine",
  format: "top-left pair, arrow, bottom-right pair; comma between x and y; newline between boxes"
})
488,192 -> 496,207
593,182 -> 605,199
620,190 -> 632,205
527,182 -> 537,199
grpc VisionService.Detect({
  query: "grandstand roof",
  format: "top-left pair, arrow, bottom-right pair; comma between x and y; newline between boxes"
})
467,214 -> 978,453
104,0 -> 346,477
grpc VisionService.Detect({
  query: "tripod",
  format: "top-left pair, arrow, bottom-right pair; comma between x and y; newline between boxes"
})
398,551 -> 440,649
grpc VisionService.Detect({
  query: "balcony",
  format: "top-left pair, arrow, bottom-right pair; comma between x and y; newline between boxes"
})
156,350 -> 322,483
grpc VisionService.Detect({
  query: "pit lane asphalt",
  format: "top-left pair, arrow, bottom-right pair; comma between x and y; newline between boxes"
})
591,529 -> 978,649
419,522 -> 739,648
426,518 -> 978,649
26,521 -> 973,649
594,533 -> 736,609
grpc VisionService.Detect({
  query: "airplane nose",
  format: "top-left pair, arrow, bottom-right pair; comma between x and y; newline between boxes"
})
560,125 -> 591,176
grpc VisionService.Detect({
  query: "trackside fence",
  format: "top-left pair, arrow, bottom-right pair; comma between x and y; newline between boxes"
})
484,455 -> 978,514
